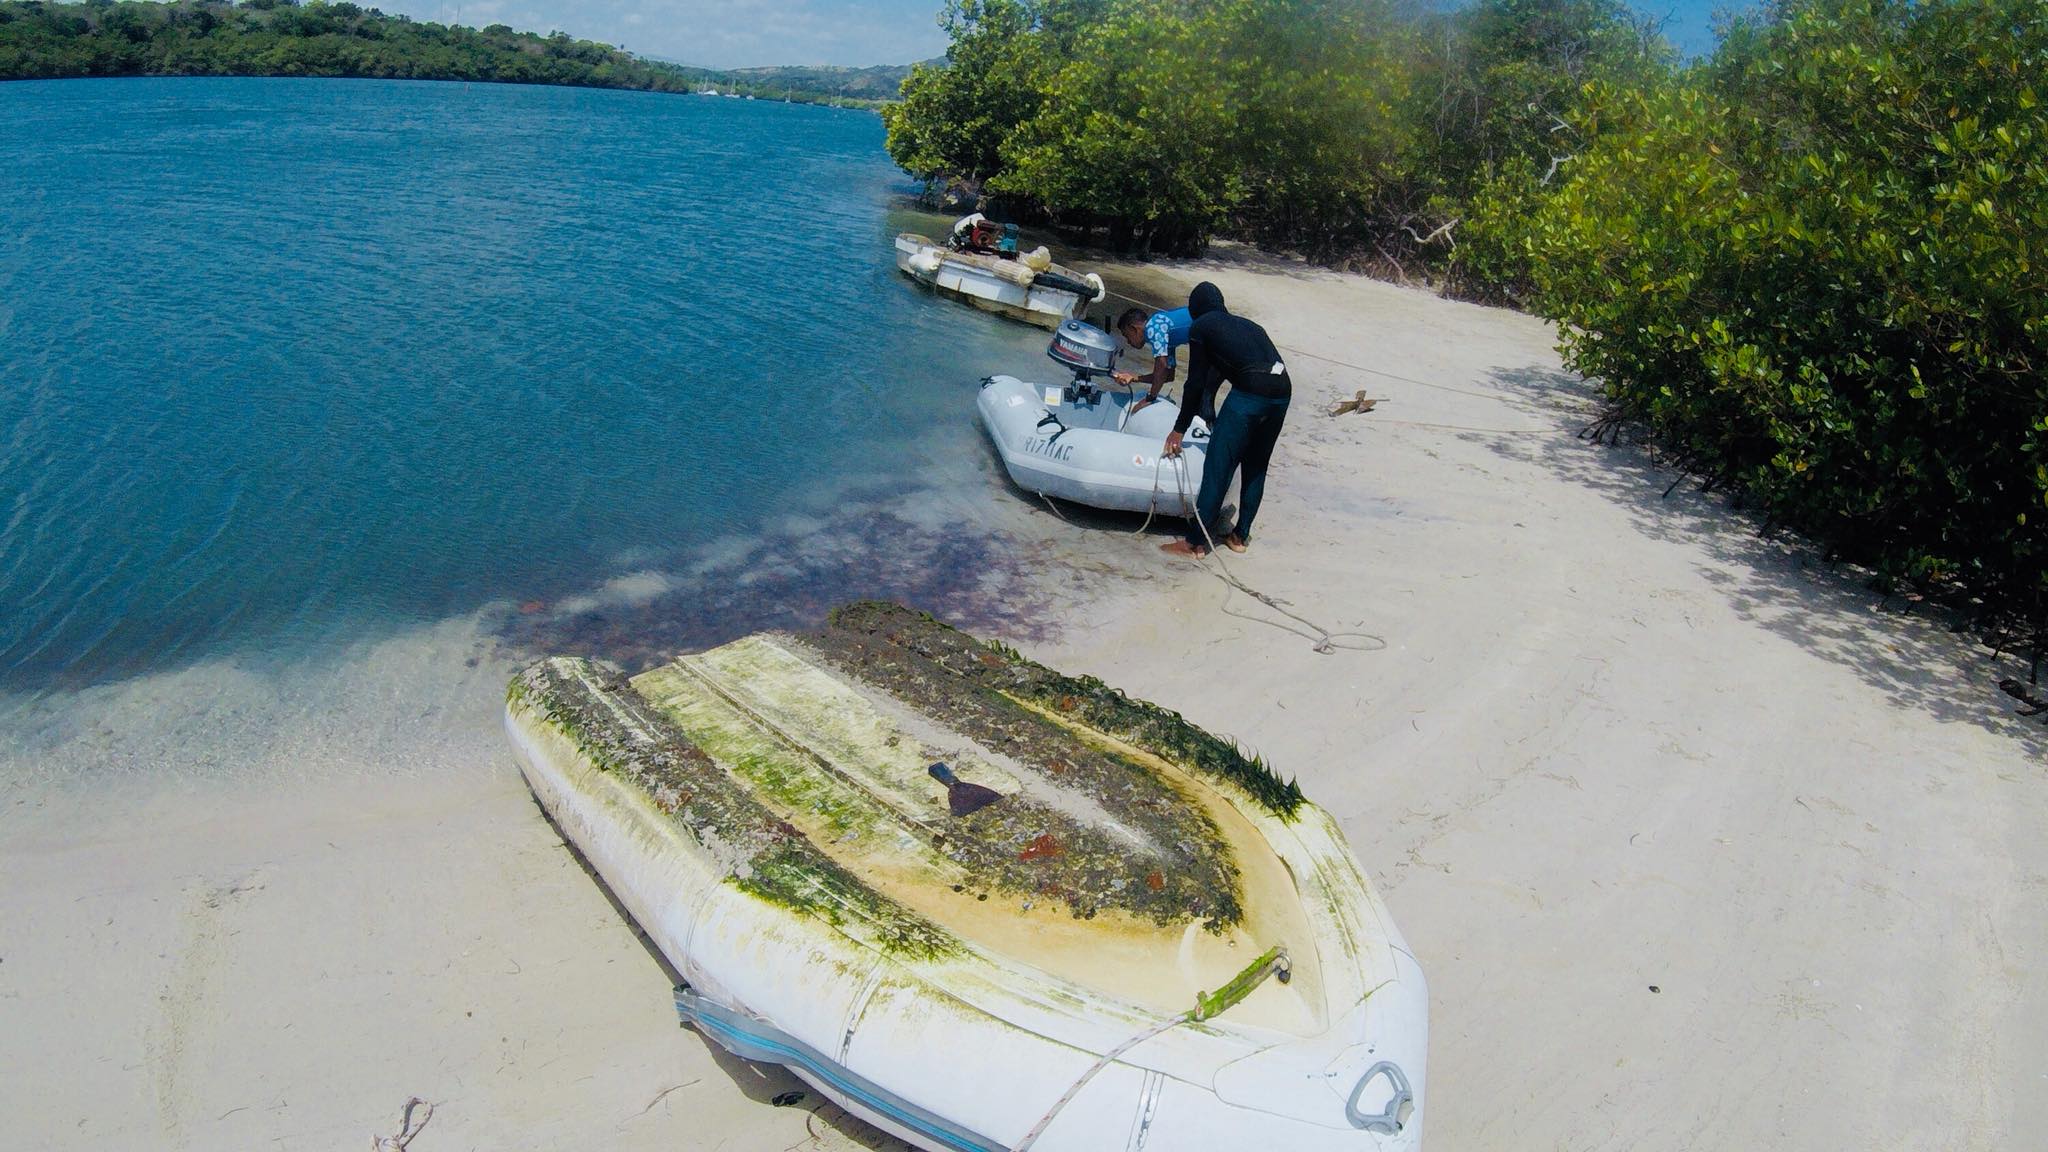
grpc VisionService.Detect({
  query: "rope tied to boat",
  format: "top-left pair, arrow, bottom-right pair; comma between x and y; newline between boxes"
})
1095,283 -> 1575,436
1030,444 -> 1384,654
1168,459 -> 1385,656
1012,947 -> 1292,1152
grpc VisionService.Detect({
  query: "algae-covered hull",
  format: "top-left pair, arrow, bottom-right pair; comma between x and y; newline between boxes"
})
505,603 -> 1426,1150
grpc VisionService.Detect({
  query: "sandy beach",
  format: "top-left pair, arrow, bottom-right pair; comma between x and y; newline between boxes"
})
5,257 -> 2042,1151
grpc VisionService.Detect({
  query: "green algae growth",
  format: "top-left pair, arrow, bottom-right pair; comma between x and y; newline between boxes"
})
827,602 -> 1307,820
510,657 -> 956,960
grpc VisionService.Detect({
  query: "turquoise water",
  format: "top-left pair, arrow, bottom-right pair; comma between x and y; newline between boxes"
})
1,78 -> 1056,700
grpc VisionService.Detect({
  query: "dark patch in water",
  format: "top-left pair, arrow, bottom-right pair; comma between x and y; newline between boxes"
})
492,508 -> 1061,673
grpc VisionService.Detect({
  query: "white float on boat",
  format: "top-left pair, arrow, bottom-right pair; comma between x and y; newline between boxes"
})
979,319 -> 1211,515
895,220 -> 1106,329
505,604 -> 1427,1152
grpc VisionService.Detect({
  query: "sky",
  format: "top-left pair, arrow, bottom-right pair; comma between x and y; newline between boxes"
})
374,1 -> 1729,70
1640,0 -> 1727,60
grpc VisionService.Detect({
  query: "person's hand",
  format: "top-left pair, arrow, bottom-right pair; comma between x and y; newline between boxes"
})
1163,430 -> 1184,458
1130,395 -> 1154,412
1112,370 -> 1137,385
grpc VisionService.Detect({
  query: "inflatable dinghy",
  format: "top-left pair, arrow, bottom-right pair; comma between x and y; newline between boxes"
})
980,320 -> 1211,515
506,603 -> 1426,1151
896,229 -> 1106,329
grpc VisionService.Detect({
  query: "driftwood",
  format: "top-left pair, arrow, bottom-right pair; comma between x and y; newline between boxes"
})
1999,679 -> 2048,719
1400,218 -> 1460,250
1329,390 -> 1380,417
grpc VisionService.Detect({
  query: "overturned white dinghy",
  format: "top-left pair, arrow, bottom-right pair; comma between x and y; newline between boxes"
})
896,230 -> 1106,329
505,603 -> 1426,1151
980,320 -> 1211,515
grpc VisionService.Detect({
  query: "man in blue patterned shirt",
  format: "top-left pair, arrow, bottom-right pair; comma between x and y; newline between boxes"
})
1113,305 -> 1194,412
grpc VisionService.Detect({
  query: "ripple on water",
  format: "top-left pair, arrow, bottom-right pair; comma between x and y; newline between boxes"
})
0,78 -> 1134,782
0,77 -> 1058,695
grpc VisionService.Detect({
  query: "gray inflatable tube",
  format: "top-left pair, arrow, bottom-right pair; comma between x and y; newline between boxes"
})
977,375 -> 1211,515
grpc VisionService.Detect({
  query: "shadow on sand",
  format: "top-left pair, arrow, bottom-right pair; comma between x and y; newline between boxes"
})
1480,364 -> 2047,757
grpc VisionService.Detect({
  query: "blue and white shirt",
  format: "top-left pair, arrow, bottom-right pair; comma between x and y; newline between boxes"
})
1144,307 -> 1194,370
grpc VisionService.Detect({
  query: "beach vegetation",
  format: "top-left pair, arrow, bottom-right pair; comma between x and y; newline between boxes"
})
1492,0 -> 2047,653
883,0 -> 1662,259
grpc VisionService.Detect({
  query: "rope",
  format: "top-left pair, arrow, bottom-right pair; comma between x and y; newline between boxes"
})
1097,283 -> 1589,414
1013,948 -> 1291,1151
1129,448 -> 1186,536
1169,458 -> 1385,656
1373,417 -> 1557,436
371,1097 -> 433,1152
1130,491 -> 1158,536
1033,411 -> 1182,534
1037,296 -> 1385,653
1281,344 -> 1548,406
1010,1012 -> 1186,1151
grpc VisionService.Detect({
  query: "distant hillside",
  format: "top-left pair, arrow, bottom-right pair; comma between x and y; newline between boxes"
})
0,1 -> 915,107
723,62 -> 919,102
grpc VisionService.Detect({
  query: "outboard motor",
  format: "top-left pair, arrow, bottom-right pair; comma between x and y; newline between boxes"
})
1046,319 -> 1118,405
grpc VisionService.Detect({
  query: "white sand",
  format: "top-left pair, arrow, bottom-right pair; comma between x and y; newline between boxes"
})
5,258 -> 2043,1150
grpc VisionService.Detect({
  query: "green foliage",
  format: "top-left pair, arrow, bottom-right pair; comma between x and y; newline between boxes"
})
1509,0 -> 2047,617
1226,0 -> 1415,254
884,0 -> 1060,181
0,1 -> 895,106
994,0 -> 1248,253
1427,0 -> 1671,290
884,0 -> 1667,258
989,0 -> 1417,255
725,61 -> 917,103
1447,154 -> 1548,302
1416,0 -> 1667,201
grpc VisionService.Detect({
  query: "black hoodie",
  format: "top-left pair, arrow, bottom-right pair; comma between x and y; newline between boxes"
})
1175,281 -> 1292,434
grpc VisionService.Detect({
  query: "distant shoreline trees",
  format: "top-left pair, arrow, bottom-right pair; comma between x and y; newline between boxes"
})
0,0 -> 902,108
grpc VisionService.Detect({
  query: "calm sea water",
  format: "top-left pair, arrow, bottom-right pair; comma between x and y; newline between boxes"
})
0,78 -> 1057,704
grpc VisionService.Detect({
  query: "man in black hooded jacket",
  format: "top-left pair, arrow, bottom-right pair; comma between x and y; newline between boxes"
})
1161,282 -> 1292,556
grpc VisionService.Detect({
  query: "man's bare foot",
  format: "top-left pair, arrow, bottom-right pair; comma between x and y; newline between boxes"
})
1222,534 -> 1248,553
1160,540 -> 1207,557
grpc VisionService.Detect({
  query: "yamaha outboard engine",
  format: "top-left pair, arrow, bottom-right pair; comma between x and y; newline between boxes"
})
1046,319 -> 1118,404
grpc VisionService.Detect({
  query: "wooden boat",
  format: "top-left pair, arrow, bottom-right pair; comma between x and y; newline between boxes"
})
895,231 -> 1106,329
505,602 -> 1426,1150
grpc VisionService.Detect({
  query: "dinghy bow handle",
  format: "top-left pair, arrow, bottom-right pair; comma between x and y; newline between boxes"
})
1344,1060 -> 1413,1135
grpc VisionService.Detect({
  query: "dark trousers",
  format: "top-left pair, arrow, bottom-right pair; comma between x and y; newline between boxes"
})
1188,389 -> 1289,549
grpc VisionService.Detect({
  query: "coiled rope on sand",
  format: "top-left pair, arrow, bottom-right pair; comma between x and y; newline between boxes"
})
1034,447 -> 1386,656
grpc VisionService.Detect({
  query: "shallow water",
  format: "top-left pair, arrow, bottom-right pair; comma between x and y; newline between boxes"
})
0,78 -> 1081,781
